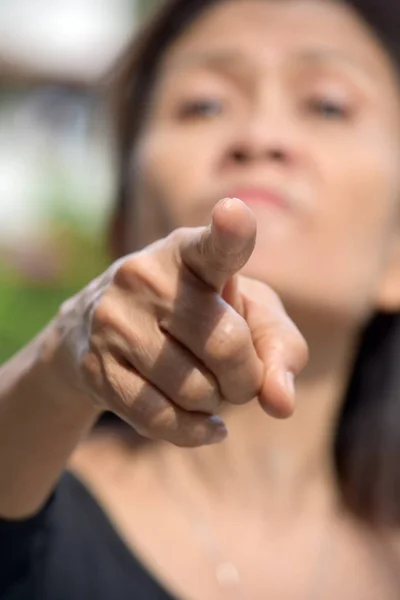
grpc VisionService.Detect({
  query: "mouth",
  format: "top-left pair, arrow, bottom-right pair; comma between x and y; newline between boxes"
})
226,186 -> 292,211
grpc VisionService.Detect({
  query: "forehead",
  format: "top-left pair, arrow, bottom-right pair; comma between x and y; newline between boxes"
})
160,0 -> 397,84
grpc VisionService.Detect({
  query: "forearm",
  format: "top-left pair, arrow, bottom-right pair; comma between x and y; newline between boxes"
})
0,323 -> 101,519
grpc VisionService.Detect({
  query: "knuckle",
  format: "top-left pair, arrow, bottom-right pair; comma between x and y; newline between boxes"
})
91,296 -> 131,347
138,405 -> 176,442
210,315 -> 251,368
91,293 -> 143,352
267,333 -> 289,359
179,376 -> 221,412
91,294 -> 118,330
131,389 -> 167,433
124,392 -> 154,436
267,321 -> 309,373
112,256 -> 147,291
113,254 -> 173,303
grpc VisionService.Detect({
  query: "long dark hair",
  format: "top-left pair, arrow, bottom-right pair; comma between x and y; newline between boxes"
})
108,0 -> 400,526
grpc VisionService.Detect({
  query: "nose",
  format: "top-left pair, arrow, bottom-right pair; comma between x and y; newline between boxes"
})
223,101 -> 301,170
231,145 -> 288,165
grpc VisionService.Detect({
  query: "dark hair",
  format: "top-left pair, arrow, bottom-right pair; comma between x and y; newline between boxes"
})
109,0 -> 400,526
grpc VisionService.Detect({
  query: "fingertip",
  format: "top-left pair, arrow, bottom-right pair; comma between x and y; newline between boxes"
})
258,368 -> 296,419
205,416 -> 229,444
212,198 -> 257,242
183,198 -> 257,290
261,399 -> 295,420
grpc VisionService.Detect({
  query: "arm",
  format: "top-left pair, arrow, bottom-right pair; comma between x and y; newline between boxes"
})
0,198 -> 307,521
0,326 -> 100,519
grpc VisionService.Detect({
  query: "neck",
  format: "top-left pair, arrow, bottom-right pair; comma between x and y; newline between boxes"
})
160,318 -> 360,516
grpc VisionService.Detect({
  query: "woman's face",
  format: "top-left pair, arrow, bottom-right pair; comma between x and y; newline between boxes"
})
128,0 -> 400,325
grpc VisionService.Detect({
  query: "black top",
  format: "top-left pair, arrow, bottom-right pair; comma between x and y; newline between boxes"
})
0,472 -> 175,600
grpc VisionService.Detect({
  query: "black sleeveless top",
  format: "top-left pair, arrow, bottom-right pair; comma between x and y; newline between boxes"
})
0,472 -> 175,600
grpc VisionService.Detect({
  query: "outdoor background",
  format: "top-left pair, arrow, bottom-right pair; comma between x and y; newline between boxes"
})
0,0 -> 159,363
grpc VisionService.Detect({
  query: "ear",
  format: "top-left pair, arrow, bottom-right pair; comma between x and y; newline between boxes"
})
376,236 -> 400,312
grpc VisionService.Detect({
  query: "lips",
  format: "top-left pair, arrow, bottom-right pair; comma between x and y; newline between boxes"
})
226,186 -> 291,210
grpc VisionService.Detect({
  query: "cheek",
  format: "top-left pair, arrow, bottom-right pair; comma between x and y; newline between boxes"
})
135,128 -> 216,228
243,139 -> 400,322
315,135 -> 400,291
317,146 -> 399,313
323,133 -> 400,255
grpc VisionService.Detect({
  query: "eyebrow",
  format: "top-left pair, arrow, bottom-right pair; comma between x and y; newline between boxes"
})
166,51 -> 247,71
162,51 -> 255,89
164,47 -> 378,97
167,48 -> 373,77
297,49 -> 375,78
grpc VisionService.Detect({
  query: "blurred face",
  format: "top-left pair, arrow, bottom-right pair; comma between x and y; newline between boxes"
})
127,0 -> 400,326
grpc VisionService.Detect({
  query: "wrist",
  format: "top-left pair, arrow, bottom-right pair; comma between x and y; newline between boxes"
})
32,320 -> 102,421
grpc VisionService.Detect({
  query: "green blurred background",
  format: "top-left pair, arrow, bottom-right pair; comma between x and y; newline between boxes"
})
0,0 -> 159,363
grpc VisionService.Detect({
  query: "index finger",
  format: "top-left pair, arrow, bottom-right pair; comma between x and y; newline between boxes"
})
179,198 -> 257,292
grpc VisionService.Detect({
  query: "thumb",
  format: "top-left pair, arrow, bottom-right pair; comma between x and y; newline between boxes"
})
180,198 -> 257,292
238,277 -> 309,418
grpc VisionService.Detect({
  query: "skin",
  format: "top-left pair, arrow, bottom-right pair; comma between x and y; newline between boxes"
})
1,0 -> 400,599
70,1 -> 400,599
132,0 -> 400,324
118,0 -> 400,498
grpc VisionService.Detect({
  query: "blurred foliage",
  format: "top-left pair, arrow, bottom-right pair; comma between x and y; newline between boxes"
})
0,282 -> 71,363
0,0 -> 158,365
0,219 -> 110,364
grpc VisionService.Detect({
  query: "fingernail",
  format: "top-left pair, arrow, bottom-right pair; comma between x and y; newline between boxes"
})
207,415 -> 228,444
285,371 -> 295,397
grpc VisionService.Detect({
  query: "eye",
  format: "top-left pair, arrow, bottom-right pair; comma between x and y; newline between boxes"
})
306,97 -> 350,120
177,98 -> 224,120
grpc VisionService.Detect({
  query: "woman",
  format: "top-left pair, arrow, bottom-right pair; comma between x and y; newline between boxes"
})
2,0 -> 400,598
